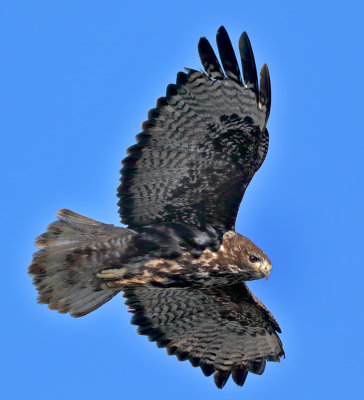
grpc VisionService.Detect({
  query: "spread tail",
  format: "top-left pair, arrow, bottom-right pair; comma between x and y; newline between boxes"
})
29,209 -> 135,317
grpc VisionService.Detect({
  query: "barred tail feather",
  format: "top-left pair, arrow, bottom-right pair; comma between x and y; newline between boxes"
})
29,209 -> 135,317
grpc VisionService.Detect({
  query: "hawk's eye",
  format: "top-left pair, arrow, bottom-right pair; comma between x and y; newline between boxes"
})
249,255 -> 260,263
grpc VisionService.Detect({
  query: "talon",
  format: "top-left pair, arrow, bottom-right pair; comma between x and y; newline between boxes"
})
97,267 -> 127,280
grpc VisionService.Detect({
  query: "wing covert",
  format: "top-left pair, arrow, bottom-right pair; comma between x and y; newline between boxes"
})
118,27 -> 271,230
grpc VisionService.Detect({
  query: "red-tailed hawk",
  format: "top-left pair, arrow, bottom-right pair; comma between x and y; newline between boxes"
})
29,26 -> 284,389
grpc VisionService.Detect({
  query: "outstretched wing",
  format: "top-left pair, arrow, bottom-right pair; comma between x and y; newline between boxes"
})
118,27 -> 271,230
123,283 -> 284,388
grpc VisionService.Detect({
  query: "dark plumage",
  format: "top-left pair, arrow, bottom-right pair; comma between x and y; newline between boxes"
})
28,27 -> 283,389
239,32 -> 258,94
117,27 -> 270,231
123,283 -> 283,389
216,26 -> 242,83
198,37 -> 224,79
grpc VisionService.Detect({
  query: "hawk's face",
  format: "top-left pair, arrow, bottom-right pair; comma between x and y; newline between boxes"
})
220,231 -> 272,280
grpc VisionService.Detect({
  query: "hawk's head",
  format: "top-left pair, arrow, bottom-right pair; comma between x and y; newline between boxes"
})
219,231 -> 272,280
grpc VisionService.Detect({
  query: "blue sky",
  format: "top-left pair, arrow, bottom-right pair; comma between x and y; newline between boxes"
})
1,1 -> 363,398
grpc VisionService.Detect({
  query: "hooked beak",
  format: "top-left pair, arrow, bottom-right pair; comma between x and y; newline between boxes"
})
262,264 -> 272,280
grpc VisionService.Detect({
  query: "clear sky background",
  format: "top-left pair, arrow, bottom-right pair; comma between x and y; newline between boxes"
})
1,1 -> 363,399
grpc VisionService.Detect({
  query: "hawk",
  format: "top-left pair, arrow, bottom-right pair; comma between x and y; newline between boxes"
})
29,26 -> 284,389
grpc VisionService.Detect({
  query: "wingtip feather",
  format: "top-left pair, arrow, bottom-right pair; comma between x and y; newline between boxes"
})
231,366 -> 248,386
216,27 -> 242,83
259,63 -> 271,120
198,36 -> 224,79
214,370 -> 230,389
239,31 -> 258,95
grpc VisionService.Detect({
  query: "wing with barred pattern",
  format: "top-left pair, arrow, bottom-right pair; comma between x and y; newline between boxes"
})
118,26 -> 270,230
123,282 -> 284,388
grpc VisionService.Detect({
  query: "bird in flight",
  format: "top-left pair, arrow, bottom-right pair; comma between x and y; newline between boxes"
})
29,26 -> 284,389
